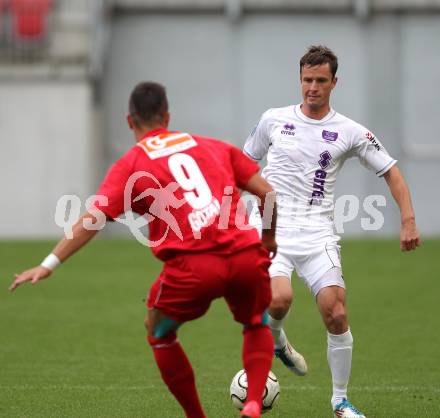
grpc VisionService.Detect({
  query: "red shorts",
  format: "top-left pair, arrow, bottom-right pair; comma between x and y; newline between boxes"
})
147,245 -> 271,325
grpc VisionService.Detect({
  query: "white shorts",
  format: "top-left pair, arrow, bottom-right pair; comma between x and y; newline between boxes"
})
260,225 -> 345,297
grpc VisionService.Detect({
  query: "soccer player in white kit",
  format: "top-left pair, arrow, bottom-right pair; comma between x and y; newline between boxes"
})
243,45 -> 421,418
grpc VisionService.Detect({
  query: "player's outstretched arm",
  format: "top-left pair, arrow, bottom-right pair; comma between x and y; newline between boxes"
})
383,165 -> 421,251
244,174 -> 278,257
9,210 -> 105,292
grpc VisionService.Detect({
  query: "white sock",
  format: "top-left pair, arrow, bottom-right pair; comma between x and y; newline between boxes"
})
327,329 -> 353,409
268,315 -> 287,348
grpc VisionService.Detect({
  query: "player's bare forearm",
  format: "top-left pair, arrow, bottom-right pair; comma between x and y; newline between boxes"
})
9,211 -> 104,292
384,166 -> 415,222
244,174 -> 278,256
52,211 -> 102,262
383,165 -> 421,251
259,195 -> 277,257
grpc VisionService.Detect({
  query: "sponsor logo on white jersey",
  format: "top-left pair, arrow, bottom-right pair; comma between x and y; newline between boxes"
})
366,131 -> 381,151
280,123 -> 296,136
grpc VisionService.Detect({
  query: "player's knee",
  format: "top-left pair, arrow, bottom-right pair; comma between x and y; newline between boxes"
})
332,312 -> 347,328
240,310 -> 270,329
269,291 -> 292,318
145,309 -> 182,339
152,317 -> 181,339
144,315 -> 150,333
324,308 -> 348,333
145,315 -> 180,343
271,279 -> 293,306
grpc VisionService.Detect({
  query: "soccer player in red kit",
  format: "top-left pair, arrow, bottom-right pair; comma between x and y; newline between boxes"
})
9,82 -> 278,418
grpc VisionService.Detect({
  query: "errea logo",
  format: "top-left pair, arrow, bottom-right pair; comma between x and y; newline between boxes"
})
281,123 -> 296,136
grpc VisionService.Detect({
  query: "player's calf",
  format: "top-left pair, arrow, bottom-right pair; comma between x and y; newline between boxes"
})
148,333 -> 206,418
146,310 -> 205,418
242,325 -> 273,413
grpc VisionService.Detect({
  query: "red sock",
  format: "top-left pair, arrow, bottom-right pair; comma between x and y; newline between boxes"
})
242,325 -> 274,406
148,334 -> 206,418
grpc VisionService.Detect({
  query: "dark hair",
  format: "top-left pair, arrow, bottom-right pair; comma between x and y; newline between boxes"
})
300,45 -> 338,78
129,82 -> 168,126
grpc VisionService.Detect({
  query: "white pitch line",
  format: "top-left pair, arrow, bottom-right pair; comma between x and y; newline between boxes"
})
0,385 -> 439,393
281,385 -> 440,393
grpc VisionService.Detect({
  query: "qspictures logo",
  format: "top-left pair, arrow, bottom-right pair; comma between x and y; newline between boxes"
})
54,170 -> 276,247
54,170 -> 388,247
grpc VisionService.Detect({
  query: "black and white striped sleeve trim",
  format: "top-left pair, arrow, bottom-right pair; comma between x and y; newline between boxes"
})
243,149 -> 261,162
376,159 -> 397,177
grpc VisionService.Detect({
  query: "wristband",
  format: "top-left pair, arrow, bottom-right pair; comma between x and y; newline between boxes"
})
41,254 -> 61,271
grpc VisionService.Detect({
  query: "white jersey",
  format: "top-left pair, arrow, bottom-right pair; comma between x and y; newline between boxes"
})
244,104 -> 397,229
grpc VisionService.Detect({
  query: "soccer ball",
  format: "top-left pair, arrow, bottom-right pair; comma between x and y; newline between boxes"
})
230,369 -> 280,412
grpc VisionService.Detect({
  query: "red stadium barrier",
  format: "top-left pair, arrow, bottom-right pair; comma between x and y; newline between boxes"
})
11,0 -> 52,39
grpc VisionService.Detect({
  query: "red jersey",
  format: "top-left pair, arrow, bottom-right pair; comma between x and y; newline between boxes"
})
93,128 -> 261,261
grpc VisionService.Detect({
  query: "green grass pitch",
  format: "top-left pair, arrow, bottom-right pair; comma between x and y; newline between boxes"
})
1,239 -> 439,417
